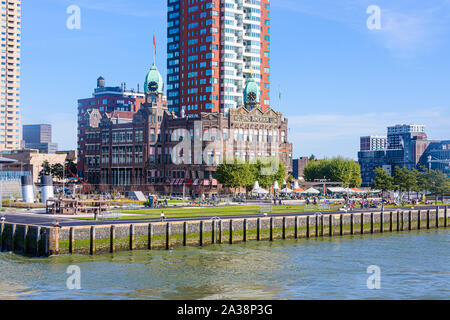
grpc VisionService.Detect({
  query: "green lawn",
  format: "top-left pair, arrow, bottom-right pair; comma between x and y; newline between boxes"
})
114,205 -> 342,220
74,201 -> 447,221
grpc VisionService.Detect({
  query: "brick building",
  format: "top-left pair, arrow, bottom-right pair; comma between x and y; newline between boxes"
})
79,63 -> 292,198
77,76 -> 146,176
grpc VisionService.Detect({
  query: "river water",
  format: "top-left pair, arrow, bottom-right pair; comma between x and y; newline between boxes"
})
0,229 -> 448,300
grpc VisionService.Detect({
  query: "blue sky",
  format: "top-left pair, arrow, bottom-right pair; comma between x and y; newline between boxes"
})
21,0 -> 450,159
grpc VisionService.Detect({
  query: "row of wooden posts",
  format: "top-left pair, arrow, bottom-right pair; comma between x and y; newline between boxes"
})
70,207 -> 447,255
0,207 -> 447,256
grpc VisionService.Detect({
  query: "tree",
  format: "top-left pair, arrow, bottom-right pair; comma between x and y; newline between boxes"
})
372,167 -> 394,201
423,169 -> 449,204
216,158 -> 287,193
393,167 -> 417,200
216,160 -> 256,193
51,163 -> 65,181
393,167 -> 417,201
254,159 -> 286,189
39,160 -> 52,177
304,157 -> 362,187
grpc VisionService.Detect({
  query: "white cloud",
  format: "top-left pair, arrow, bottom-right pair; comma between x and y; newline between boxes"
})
288,107 -> 450,159
273,0 -> 450,56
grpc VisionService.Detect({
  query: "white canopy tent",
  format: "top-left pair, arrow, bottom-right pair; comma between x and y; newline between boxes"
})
327,187 -> 355,194
252,187 -> 269,195
305,188 -> 320,194
251,182 -> 269,195
280,187 -> 293,194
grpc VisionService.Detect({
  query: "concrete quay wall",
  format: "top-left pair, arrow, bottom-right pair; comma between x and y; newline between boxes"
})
1,207 -> 448,257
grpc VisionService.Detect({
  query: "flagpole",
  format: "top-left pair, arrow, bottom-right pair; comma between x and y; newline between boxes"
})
153,31 -> 156,66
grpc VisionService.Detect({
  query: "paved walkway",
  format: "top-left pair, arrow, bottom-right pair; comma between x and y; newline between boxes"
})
0,205 -> 444,228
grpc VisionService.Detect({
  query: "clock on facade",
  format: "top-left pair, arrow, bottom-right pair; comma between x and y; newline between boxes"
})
148,81 -> 158,92
247,91 -> 257,102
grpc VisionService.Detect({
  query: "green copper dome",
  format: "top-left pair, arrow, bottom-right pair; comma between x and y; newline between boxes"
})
243,75 -> 260,104
144,63 -> 164,94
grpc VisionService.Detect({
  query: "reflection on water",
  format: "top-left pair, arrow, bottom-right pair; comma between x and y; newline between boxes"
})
0,229 -> 449,300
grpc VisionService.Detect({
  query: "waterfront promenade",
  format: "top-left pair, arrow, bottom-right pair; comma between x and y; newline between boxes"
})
0,205 -> 448,257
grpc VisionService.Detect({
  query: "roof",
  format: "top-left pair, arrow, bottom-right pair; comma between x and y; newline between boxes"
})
328,187 -> 355,193
243,75 -> 260,104
0,157 -> 18,164
306,188 -> 320,194
144,64 -> 164,94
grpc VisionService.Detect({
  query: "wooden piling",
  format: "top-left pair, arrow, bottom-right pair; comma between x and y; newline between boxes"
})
110,225 -> 116,253
211,221 -> 216,244
219,220 -> 223,244
229,220 -> 233,244
435,208 -> 439,229
200,221 -> 204,247
23,226 -> 28,254
11,224 -> 16,252
380,213 -> 384,233
444,205 -> 448,227
320,215 -> 324,237
36,227 -> 41,257
90,226 -> 95,255
329,215 -> 333,237
427,210 -> 430,229
69,227 -> 74,254
243,219 -> 248,242
350,214 -> 354,235
306,216 -> 310,238
0,222 -> 4,252
390,212 -> 393,232
270,217 -> 273,241
400,212 -> 404,231
340,214 -> 343,236
418,210 -> 421,230
257,218 -> 261,241
148,224 -> 153,250
183,222 -> 188,246
370,213 -> 374,234
129,224 -> 135,251
166,223 -> 171,250
42,229 -> 49,257
408,211 -> 412,231
295,216 -> 299,239
360,214 -> 364,235
282,217 -> 286,240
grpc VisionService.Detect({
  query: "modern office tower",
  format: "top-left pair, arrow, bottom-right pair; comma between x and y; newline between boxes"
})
292,157 -> 309,179
22,124 -> 58,154
357,124 -> 450,187
0,0 -> 21,151
23,124 -> 52,144
167,0 -> 271,117
360,136 -> 387,151
387,124 -> 426,150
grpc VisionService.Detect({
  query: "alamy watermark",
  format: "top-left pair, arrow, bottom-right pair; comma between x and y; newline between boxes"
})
170,121 -> 281,176
366,265 -> 381,290
366,5 -> 381,30
66,5 -> 81,30
66,265 -> 81,290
